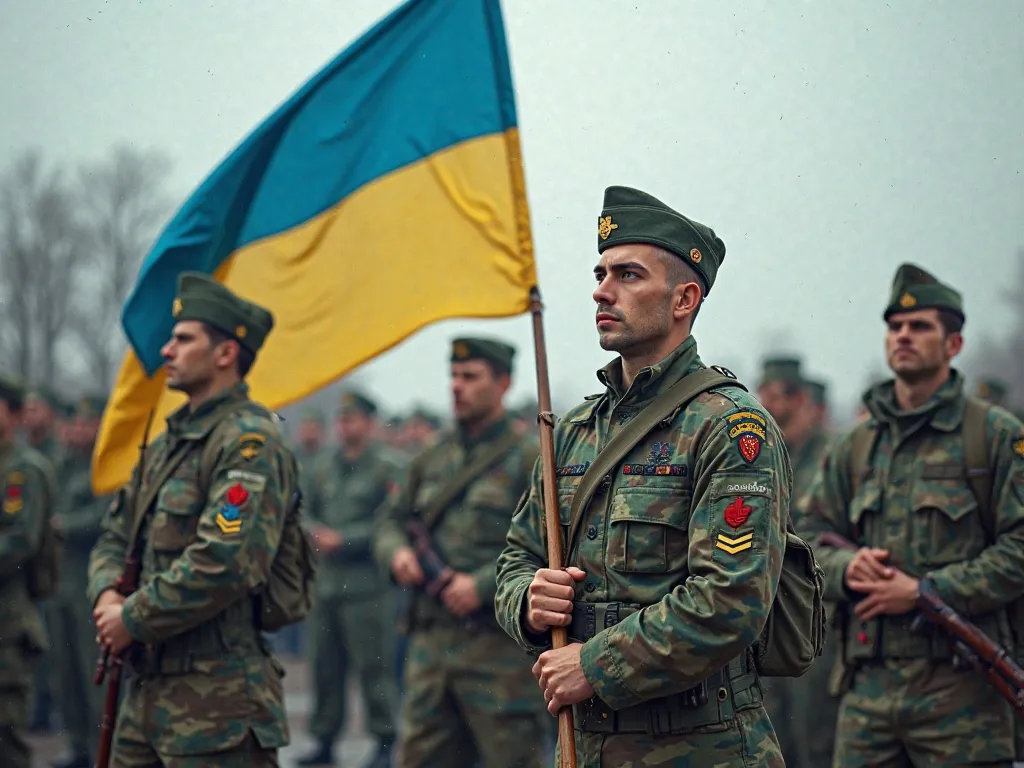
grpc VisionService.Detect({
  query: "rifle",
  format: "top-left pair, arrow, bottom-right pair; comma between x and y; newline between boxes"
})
93,409 -> 154,768
816,531 -> 1024,713
403,517 -> 483,630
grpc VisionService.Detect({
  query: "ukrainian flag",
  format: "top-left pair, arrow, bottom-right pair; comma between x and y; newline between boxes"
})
92,0 -> 536,494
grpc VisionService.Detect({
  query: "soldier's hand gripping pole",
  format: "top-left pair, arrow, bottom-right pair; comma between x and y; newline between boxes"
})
94,408 -> 154,768
530,287 -> 578,768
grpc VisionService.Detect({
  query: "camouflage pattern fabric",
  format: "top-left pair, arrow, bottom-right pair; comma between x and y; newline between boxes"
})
305,442 -> 402,745
0,440 -> 54,768
799,370 -> 1024,766
495,337 -> 790,767
49,447 -> 111,760
373,414 -> 550,768
761,425 -> 837,767
87,383 -> 297,764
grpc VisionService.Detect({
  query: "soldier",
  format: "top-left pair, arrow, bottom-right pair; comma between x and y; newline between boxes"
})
49,395 -> 112,768
757,358 -> 838,767
22,387 -> 65,735
494,186 -> 791,766
977,378 -> 1010,409
800,263 -> 1024,767
298,390 -> 400,768
373,337 -> 549,768
0,373 -> 56,767
805,378 -> 830,431
88,272 -> 303,766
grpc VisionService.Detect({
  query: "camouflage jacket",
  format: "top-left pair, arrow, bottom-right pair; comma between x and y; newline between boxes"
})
495,337 -> 791,711
799,370 -> 1024,660
308,441 -> 404,600
373,414 -> 538,629
88,382 -> 298,654
0,439 -> 54,663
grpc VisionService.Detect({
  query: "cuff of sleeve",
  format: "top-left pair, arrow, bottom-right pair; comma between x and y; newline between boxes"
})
507,581 -> 551,654
824,550 -> 857,602
121,592 -> 158,644
88,579 -> 118,609
924,568 -> 965,614
580,631 -> 642,710
473,565 -> 497,606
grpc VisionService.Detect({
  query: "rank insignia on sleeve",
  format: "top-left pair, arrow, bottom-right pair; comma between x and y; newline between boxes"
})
716,532 -> 753,555
1013,437 -> 1024,458
3,481 -> 23,515
215,483 -> 248,534
238,433 -> 266,461
724,496 -> 753,528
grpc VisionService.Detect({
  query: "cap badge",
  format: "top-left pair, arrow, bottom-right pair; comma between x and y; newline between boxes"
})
690,248 -> 702,264
172,298 -> 182,317
598,216 -> 618,241
453,341 -> 470,359
899,292 -> 917,308
235,325 -> 248,339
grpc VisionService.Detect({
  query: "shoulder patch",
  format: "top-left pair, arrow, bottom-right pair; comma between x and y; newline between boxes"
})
238,432 -> 267,461
215,483 -> 248,534
1013,437 -> 1024,458
3,473 -> 24,515
226,469 -> 268,492
726,411 -> 767,463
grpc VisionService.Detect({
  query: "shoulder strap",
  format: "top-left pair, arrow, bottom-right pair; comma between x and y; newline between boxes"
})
565,368 -> 740,558
417,425 -> 525,529
962,396 -> 994,541
847,420 -> 876,494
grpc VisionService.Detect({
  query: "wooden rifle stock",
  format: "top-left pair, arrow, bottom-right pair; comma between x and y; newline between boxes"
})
815,531 -> 1024,713
93,409 -> 154,768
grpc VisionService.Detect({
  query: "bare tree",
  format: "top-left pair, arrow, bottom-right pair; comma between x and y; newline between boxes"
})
0,150 -> 87,388
72,144 -> 174,392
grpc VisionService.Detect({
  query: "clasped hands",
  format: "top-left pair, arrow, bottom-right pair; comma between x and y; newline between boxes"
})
526,567 -> 595,716
844,546 -> 920,620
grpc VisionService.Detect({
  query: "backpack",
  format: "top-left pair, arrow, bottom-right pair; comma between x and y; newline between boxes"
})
566,367 -> 826,678
200,404 -> 318,632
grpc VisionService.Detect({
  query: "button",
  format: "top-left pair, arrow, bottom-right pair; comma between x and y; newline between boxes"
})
584,581 -> 596,593
586,525 -> 598,540
717,687 -> 729,702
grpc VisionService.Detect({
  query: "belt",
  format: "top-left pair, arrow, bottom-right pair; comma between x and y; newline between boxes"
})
568,602 -> 641,643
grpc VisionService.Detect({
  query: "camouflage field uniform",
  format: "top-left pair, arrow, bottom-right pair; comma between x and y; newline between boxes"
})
495,337 -> 790,767
762,425 -> 837,767
88,383 -> 298,768
801,371 -> 1024,767
49,447 -> 110,762
0,440 -> 54,768
305,441 -> 401,750
373,415 -> 550,768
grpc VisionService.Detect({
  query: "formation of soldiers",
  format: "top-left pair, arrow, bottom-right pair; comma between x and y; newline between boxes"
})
0,186 -> 1021,768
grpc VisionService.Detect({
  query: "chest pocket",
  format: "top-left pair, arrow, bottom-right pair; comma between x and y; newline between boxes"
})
606,483 -> 690,574
911,478 -> 983,566
848,476 -> 882,545
149,455 -> 204,554
464,477 -> 518,546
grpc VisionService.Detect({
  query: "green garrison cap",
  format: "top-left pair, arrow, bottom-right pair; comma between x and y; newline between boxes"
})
408,406 -> 442,429
805,379 -> 828,406
596,186 -> 727,295
884,263 -> 964,323
300,407 -> 326,424
451,337 -> 516,375
977,378 -> 1008,405
0,372 -> 26,411
759,356 -> 803,387
172,272 -> 274,355
339,390 -> 378,417
75,395 -> 108,419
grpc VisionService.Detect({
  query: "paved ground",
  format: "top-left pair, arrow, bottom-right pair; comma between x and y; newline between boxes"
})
28,655 -> 378,767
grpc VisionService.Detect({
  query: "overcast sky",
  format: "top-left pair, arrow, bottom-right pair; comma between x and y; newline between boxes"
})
2,0 -> 1022,423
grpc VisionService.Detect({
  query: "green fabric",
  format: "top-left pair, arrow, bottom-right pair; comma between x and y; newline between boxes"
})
883,262 -> 964,322
596,185 -> 727,295
759,356 -> 803,387
450,337 -> 516,375
806,378 -> 828,406
0,373 -> 25,410
300,407 -> 325,424
173,271 -> 274,354
339,390 -> 378,416
977,378 -> 1009,404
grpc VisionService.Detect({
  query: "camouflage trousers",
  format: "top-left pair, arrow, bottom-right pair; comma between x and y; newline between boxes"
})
556,706 -> 783,768
307,593 -> 397,743
834,658 -> 1016,767
397,623 -> 551,768
109,653 -> 288,768
0,640 -> 39,768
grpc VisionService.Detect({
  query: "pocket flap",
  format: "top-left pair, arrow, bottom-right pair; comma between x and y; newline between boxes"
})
609,486 -> 689,531
912,483 -> 975,522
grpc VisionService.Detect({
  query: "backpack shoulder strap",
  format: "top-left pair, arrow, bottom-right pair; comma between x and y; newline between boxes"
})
564,368 -> 740,559
416,425 -> 525,529
846,419 -> 877,494
962,396 -> 994,541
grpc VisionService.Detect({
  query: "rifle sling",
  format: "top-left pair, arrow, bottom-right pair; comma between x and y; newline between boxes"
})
417,425 -> 524,530
565,368 -> 741,561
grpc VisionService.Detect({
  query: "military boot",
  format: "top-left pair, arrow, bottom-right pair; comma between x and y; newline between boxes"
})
297,740 -> 335,766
